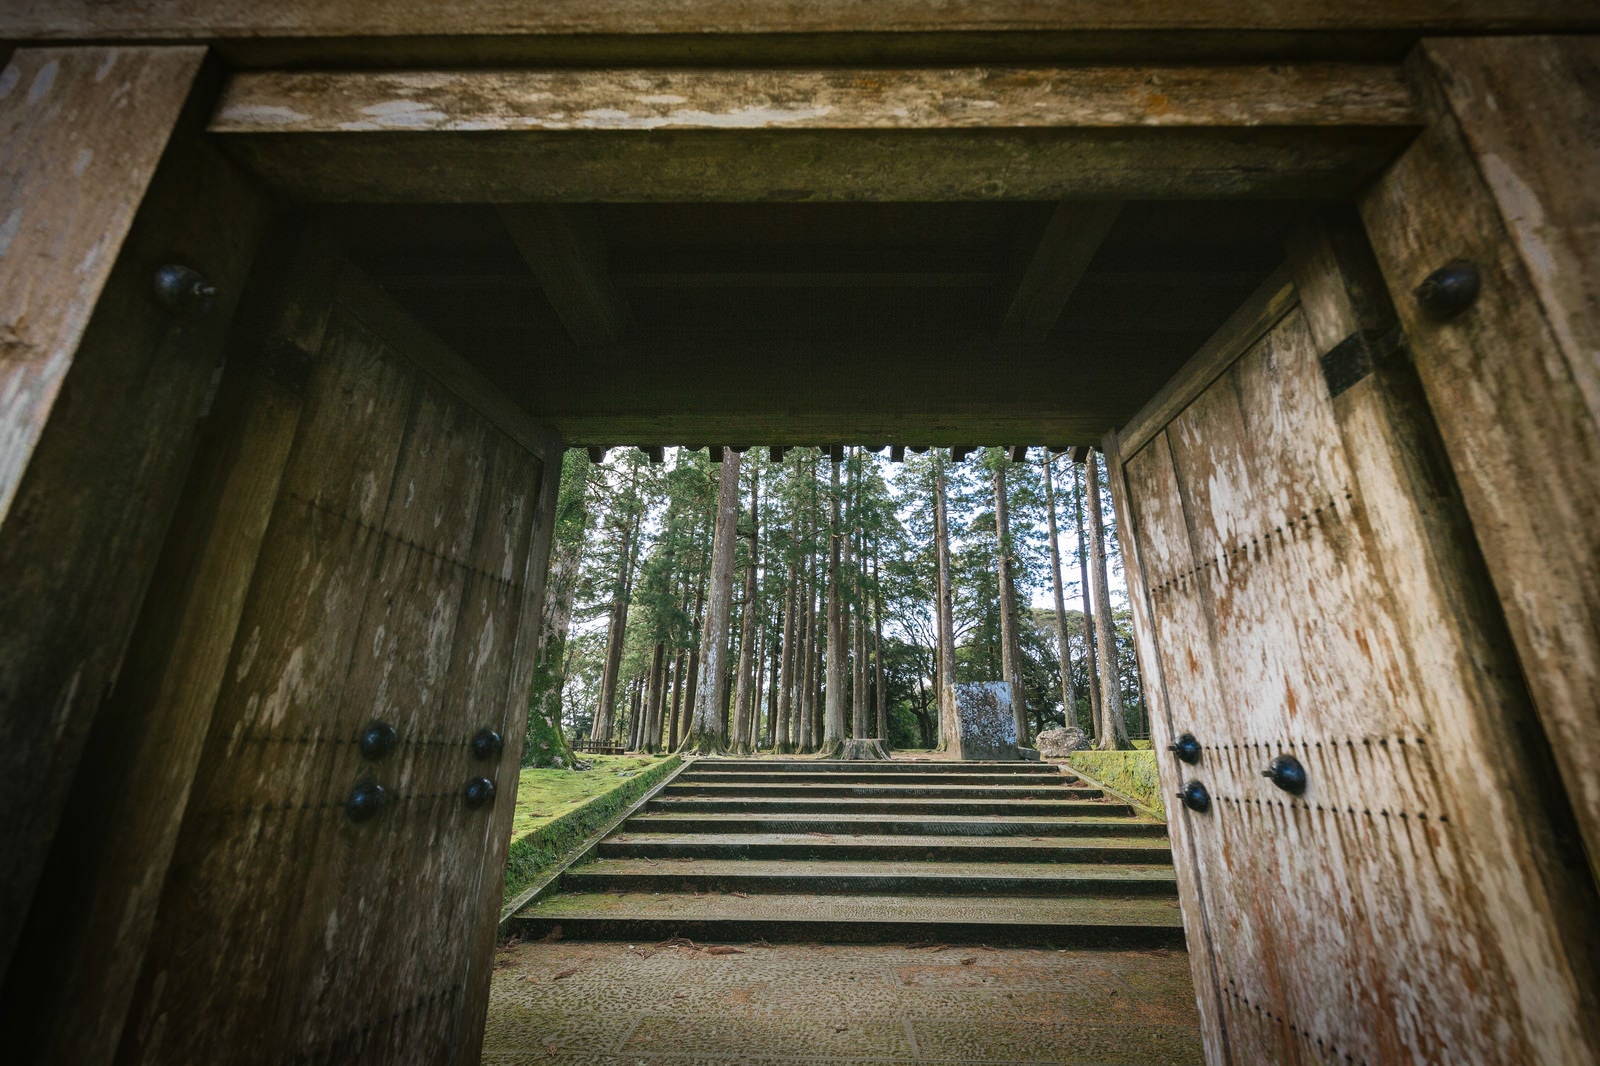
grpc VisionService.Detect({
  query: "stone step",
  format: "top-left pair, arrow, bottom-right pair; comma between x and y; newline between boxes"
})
677,770 -> 1082,788
692,759 -> 1060,775
648,796 -> 1133,817
562,857 -> 1179,897
665,781 -> 1101,800
598,831 -> 1174,865
624,813 -> 1167,838
509,890 -> 1186,948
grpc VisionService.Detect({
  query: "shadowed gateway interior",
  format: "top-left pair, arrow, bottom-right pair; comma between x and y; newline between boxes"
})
329,200 -> 1313,447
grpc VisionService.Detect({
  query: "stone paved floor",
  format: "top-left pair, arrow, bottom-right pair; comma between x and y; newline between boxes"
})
485,938 -> 1204,1065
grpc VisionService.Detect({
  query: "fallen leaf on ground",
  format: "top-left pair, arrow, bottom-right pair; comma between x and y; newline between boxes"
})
552,968 -> 579,980
705,946 -> 746,955
960,957 -> 977,966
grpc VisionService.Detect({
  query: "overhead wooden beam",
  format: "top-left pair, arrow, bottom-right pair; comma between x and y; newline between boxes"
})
208,64 -> 1421,202
999,202 -> 1123,344
951,446 -> 976,462
497,204 -> 630,346
11,2 -> 1600,40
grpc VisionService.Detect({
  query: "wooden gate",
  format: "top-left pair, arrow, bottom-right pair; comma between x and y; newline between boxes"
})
107,253 -> 560,1066
1102,213 -> 1600,1064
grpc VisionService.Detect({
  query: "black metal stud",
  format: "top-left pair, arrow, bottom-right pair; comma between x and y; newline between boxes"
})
1167,733 -> 1202,765
1415,260 -> 1481,320
472,729 -> 504,762
1178,780 -> 1211,814
346,782 -> 388,823
1263,754 -> 1308,795
359,720 -> 399,761
464,776 -> 497,810
153,263 -> 217,317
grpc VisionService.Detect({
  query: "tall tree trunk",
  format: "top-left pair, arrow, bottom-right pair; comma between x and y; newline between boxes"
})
847,454 -> 870,741
1086,449 -> 1130,750
1043,456 -> 1081,731
525,451 -> 588,767
934,449 -> 960,752
592,501 -> 642,744
765,599 -> 781,749
668,649 -> 687,750
643,641 -> 667,751
872,544 -> 888,748
1074,459 -> 1104,739
682,450 -> 741,753
824,453 -> 847,751
993,460 -> 1031,745
776,555 -> 798,751
732,460 -> 761,753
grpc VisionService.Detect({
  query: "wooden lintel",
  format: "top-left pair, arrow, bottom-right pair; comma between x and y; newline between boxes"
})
12,3 -> 1600,41
890,445 -> 906,462
497,204 -> 630,347
909,446 -> 930,454
207,64 -> 1422,202
999,201 -> 1123,344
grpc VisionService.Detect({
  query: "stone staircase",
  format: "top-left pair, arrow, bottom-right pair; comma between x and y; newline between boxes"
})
507,757 -> 1184,948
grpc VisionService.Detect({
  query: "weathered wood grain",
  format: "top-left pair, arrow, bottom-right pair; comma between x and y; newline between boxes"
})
1116,264 -> 1297,456
0,46 -> 202,523
8,235 -> 337,1066
0,48 -> 267,985
1108,225 -> 1599,1060
6,2 -> 1599,41
212,65 -> 1417,133
1360,37 -> 1600,883
1101,426 -> 1230,1066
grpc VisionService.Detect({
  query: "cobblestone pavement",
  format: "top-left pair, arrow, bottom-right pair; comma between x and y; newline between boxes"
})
485,938 -> 1203,1065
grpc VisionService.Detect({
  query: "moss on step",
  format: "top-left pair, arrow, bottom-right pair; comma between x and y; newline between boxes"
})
1067,749 -> 1165,820
503,753 -> 680,906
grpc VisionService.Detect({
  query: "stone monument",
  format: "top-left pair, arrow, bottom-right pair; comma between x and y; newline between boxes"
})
954,682 -> 1033,760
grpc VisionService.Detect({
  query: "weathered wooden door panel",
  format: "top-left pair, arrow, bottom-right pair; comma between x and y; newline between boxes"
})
119,263 -> 554,1065
1105,219 -> 1600,1063
1360,37 -> 1600,883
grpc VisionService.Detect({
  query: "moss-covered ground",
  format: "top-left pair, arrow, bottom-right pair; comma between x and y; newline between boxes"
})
1067,749 -> 1165,820
503,753 -> 680,908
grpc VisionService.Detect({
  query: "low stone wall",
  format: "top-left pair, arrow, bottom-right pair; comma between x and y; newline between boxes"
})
1067,749 -> 1165,821
502,754 -> 682,906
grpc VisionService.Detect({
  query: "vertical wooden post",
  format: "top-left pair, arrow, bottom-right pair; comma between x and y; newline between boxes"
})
0,46 -> 267,982
1361,36 -> 1600,880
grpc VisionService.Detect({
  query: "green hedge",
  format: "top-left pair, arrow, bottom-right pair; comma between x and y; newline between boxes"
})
1067,749 -> 1165,820
502,754 -> 681,906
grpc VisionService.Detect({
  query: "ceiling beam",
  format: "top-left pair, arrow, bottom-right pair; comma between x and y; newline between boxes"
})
210,64 -> 1420,202
12,2 -> 1600,40
998,202 -> 1122,344
497,204 -> 630,346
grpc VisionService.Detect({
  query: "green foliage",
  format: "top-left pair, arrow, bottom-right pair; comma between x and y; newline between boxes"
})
1067,749 -> 1165,820
503,754 -> 680,905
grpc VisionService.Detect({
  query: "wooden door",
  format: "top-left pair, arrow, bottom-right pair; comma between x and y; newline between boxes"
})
1102,218 -> 1600,1064
114,259 -> 560,1066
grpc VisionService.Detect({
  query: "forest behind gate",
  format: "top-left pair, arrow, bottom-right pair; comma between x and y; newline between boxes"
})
524,446 -> 1146,765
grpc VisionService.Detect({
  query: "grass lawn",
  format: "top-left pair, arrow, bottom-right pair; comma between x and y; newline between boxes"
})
510,753 -> 672,839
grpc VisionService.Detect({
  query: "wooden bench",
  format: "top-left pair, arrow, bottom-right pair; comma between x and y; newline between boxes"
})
573,740 -> 626,755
